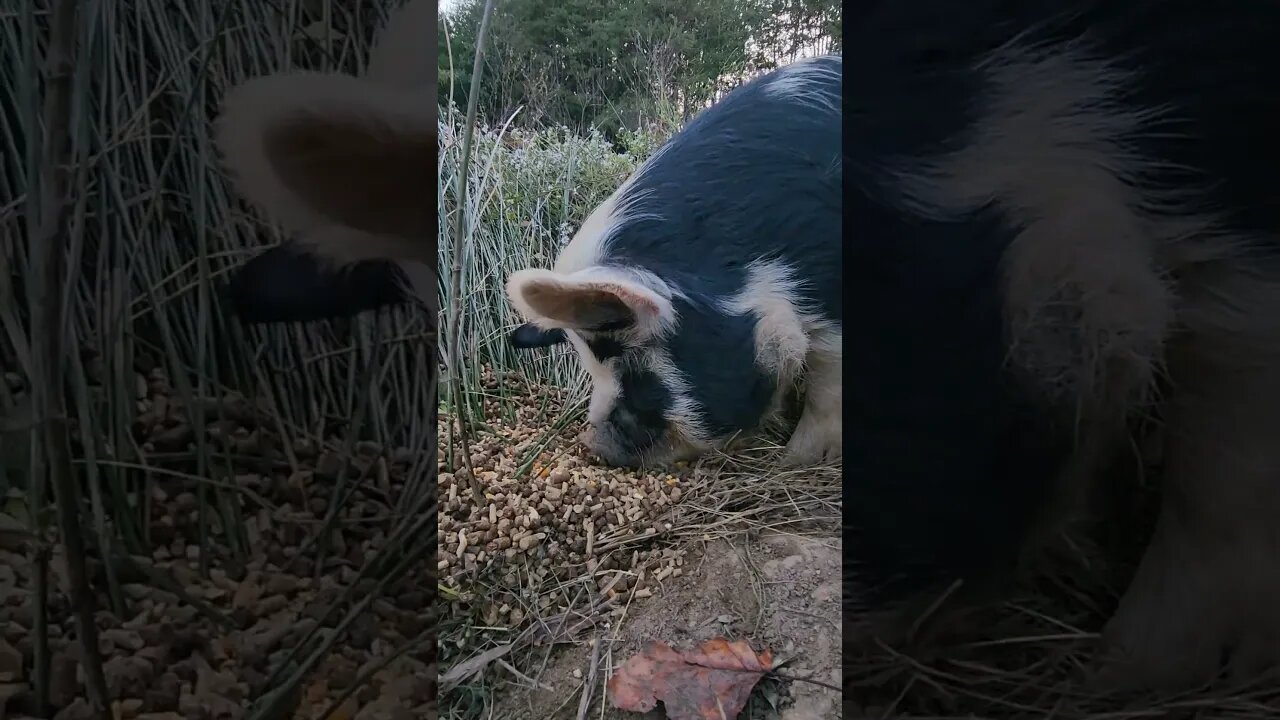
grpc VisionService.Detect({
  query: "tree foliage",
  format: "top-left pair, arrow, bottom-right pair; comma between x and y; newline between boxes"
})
438,0 -> 839,138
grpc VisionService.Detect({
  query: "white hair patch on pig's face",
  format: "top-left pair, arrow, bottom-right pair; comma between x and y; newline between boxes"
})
639,347 -> 713,449
519,285 -> 711,466
567,339 -> 712,467
565,330 -> 622,427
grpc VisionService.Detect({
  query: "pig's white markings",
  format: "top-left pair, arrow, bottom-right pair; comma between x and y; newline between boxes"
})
763,55 -> 842,117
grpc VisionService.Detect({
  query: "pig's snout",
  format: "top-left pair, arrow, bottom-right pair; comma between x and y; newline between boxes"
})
576,425 -> 634,467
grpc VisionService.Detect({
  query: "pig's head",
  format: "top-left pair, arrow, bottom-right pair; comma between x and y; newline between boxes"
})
505,263 -> 784,468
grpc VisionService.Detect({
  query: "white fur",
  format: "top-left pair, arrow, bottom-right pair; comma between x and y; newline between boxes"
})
566,330 -> 621,427
553,117 -> 682,276
886,40 -> 1214,426
555,185 -> 667,276
637,347 -> 713,450
782,330 -> 843,465
762,55 -> 842,116
555,193 -> 618,274
717,258 -> 843,463
719,258 -> 836,384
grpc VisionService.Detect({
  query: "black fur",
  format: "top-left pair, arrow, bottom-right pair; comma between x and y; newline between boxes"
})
596,365 -> 673,466
582,333 -> 626,361
222,244 -> 409,324
845,0 -> 1280,605
509,324 -> 567,348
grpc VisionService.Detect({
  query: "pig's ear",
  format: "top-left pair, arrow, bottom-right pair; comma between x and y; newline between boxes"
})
505,269 -> 673,335
215,72 -> 434,264
509,323 -> 568,349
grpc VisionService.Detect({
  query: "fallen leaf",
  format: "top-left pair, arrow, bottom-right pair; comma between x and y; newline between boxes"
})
607,638 -> 774,720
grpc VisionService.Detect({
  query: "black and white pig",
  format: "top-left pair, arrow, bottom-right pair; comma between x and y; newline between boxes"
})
846,0 -> 1280,694
214,0 -> 436,325
505,56 -> 843,469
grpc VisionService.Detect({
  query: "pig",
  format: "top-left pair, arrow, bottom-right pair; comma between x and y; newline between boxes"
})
214,0 -> 436,324
505,55 -> 843,469
845,0 -> 1280,694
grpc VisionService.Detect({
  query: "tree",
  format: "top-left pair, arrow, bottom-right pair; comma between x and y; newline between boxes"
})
753,0 -> 842,62
438,0 -> 835,138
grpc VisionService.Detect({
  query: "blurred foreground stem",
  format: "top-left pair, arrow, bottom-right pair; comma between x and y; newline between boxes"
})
25,0 -> 112,717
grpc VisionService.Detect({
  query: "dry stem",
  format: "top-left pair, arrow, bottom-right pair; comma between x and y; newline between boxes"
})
26,0 -> 112,716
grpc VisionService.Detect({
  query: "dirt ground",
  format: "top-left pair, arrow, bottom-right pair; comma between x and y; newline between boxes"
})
492,526 -> 842,720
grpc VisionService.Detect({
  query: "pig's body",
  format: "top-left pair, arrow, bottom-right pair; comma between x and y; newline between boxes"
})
507,56 -> 842,468
848,0 -> 1280,694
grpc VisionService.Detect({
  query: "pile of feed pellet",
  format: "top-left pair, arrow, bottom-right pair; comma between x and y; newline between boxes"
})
437,367 -> 711,624
1,357 -> 435,720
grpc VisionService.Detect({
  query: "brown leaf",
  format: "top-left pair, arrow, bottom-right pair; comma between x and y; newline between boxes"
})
607,638 -> 774,720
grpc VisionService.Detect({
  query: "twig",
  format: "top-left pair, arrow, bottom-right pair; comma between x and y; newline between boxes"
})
769,670 -> 842,693
497,658 -> 555,691
26,0 -> 112,717
444,0 -> 501,506
576,638 -> 603,720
